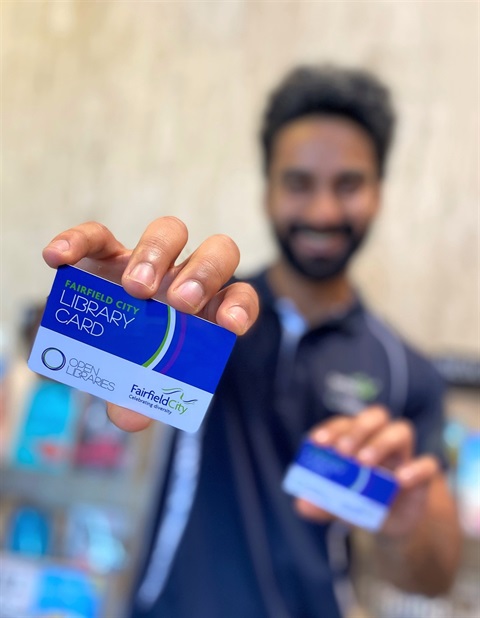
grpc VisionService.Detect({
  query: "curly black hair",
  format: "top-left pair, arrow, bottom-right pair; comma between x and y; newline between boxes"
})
260,65 -> 396,178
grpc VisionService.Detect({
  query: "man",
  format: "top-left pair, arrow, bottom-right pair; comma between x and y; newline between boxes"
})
43,65 -> 460,618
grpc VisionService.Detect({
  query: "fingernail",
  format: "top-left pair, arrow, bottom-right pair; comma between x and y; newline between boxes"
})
50,239 -> 70,253
397,466 -> 414,483
357,448 -> 375,464
314,429 -> 330,444
227,306 -> 249,332
174,280 -> 204,309
128,262 -> 155,288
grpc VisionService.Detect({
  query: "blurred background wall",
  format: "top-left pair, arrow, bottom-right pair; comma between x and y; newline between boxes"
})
3,0 -> 479,356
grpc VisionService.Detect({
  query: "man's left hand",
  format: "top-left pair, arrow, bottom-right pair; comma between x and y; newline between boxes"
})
295,406 -> 441,537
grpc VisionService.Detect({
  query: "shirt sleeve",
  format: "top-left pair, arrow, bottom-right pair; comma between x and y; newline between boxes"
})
401,346 -> 449,469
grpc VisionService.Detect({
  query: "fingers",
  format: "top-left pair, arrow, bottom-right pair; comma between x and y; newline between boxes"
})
198,281 -> 260,336
165,234 -> 241,314
43,219 -> 257,334
355,419 -> 414,467
309,406 -> 414,468
298,408 -> 437,528
294,498 -> 334,523
43,222 -> 127,268
335,407 -> 390,456
312,416 -> 354,447
312,406 -> 389,453
121,222 -> 243,317
395,455 -> 440,489
106,403 -> 153,432
122,217 -> 189,299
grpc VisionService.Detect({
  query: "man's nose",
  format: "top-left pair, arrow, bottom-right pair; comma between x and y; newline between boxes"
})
303,188 -> 344,226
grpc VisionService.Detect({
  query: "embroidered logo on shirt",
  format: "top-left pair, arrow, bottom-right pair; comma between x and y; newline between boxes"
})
323,371 -> 381,415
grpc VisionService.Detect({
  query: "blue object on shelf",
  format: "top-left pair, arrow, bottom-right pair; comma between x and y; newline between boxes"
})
5,506 -> 51,557
13,380 -> 78,472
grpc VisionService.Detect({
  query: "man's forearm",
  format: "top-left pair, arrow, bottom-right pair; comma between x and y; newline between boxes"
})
373,475 -> 461,596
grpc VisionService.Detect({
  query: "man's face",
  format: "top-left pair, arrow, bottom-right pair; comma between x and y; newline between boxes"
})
266,116 -> 381,281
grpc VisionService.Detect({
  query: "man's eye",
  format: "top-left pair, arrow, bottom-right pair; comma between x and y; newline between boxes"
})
335,175 -> 364,194
284,175 -> 312,193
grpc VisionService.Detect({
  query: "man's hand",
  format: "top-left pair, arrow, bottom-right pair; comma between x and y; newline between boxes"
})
294,406 -> 441,538
42,218 -> 259,432
294,406 -> 460,594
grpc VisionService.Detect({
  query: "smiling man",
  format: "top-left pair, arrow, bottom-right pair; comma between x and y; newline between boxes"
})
43,65 -> 460,618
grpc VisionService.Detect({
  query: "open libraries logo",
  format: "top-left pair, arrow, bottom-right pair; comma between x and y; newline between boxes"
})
41,347 -> 66,371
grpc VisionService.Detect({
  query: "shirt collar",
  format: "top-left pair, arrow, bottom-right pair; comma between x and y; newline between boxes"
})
247,269 -> 365,337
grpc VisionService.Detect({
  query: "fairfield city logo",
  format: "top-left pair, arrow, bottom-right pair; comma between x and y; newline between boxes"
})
130,385 -> 198,415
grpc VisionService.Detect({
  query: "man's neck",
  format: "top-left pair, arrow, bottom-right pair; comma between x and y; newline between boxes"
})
266,260 -> 355,326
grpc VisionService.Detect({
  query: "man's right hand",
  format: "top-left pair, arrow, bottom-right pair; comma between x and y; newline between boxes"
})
42,217 -> 259,432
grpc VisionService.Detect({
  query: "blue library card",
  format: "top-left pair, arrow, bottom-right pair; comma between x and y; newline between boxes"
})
283,439 -> 399,530
28,265 -> 237,433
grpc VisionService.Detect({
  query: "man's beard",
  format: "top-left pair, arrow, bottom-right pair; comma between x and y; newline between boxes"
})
273,222 -> 366,281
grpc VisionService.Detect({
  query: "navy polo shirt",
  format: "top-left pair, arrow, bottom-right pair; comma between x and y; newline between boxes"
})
131,270 -> 447,618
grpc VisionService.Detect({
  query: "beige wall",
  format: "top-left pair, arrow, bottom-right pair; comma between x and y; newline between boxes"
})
3,1 -> 479,356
